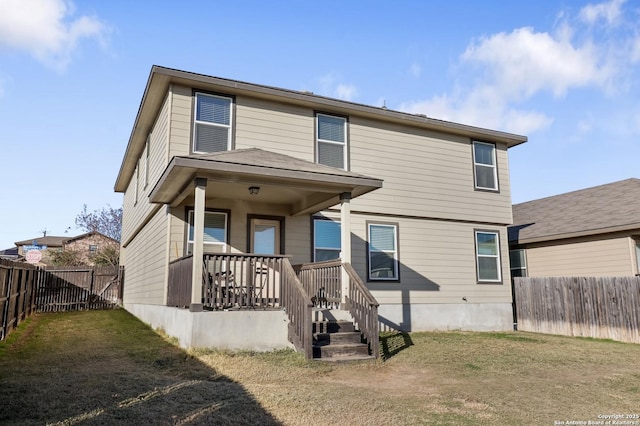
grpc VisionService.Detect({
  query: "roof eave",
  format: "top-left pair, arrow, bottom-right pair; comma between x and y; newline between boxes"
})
115,65 -> 527,192
513,222 -> 640,245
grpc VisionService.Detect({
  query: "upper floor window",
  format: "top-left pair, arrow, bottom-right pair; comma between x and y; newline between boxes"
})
193,93 -> 232,153
89,245 -> 98,253
313,218 -> 341,261
316,113 -> 347,169
473,141 -> 498,191
368,223 -> 399,281
187,210 -> 228,254
475,230 -> 502,283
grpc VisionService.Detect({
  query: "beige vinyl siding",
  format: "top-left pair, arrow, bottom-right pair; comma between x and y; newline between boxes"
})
235,96 -> 314,160
284,215 -> 311,265
121,90 -> 171,245
168,207 -> 186,262
349,117 -> 512,225
169,85 -> 193,158
167,90 -> 513,227
525,234 -> 635,277
122,207 -> 168,304
317,211 -> 511,305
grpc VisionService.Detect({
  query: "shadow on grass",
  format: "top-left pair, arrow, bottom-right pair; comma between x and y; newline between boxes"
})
379,331 -> 414,360
0,309 -> 282,426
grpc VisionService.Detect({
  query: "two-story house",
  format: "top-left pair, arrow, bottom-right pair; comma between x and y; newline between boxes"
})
115,66 -> 527,358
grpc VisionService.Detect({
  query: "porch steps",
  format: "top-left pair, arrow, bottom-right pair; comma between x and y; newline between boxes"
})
311,310 -> 374,361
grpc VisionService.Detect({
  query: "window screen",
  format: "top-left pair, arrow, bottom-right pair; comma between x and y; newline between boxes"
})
193,93 -> 232,153
314,219 -> 341,261
368,223 -> 398,280
317,114 -> 346,169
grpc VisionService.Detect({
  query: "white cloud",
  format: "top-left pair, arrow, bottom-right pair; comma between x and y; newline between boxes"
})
335,84 -> 357,101
318,73 -> 358,101
396,1 -> 640,135
399,87 -> 553,136
0,0 -> 108,70
461,27 -> 612,99
579,0 -> 625,26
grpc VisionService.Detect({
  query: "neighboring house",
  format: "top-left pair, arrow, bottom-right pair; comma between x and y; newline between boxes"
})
14,235 -> 67,265
0,247 -> 19,261
62,231 -> 120,266
114,65 -> 527,354
509,178 -> 640,278
13,232 -> 118,266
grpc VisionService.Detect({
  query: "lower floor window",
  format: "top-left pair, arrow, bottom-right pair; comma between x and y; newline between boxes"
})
187,210 -> 228,254
313,218 -> 341,261
509,249 -> 527,278
475,230 -> 501,282
368,223 -> 398,280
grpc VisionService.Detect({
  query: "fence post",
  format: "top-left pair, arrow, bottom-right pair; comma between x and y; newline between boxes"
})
87,268 -> 95,310
1,265 -> 13,341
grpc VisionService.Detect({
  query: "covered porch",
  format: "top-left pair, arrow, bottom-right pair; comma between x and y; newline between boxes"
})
150,148 -> 383,358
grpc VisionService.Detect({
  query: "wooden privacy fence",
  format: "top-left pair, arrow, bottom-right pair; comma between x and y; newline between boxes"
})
514,276 -> 640,344
0,259 -> 38,340
38,265 -> 124,312
1,260 -> 124,341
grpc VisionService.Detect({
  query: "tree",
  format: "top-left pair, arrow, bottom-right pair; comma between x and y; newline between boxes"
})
49,249 -> 85,267
90,245 -> 120,266
75,204 -> 123,242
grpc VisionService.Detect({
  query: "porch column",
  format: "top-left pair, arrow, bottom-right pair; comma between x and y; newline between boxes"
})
190,177 -> 207,312
340,192 -> 351,306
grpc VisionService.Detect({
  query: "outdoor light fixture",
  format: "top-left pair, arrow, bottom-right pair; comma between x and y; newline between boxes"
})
249,186 -> 260,195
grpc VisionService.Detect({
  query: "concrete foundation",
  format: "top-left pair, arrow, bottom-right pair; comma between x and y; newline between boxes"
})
124,303 -> 294,351
125,302 -> 514,352
377,302 -> 514,332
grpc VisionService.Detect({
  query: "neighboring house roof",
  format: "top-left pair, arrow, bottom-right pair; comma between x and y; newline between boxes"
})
149,148 -> 383,215
14,236 -> 68,247
0,247 -> 19,258
115,65 -> 527,192
63,231 -> 119,245
510,178 -> 640,245
14,231 -> 118,248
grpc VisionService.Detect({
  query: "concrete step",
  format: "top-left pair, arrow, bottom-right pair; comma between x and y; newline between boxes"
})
314,331 -> 363,345
312,320 -> 355,334
313,342 -> 371,359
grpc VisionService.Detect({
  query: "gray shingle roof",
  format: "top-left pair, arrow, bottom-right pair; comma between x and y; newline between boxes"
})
14,236 -> 70,247
193,148 -> 375,179
510,178 -> 640,244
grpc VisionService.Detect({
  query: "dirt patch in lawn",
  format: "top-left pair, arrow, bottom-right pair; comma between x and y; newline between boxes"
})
2,310 -> 639,425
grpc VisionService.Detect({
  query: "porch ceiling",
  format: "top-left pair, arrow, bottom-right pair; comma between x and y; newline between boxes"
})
149,148 -> 383,215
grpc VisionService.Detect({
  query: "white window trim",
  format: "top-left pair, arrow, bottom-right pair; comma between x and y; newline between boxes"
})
134,164 -> 139,205
475,230 -> 502,283
367,223 -> 399,281
144,134 -> 150,189
192,92 -> 233,154
473,141 -> 498,191
316,113 -> 348,170
187,210 -> 228,254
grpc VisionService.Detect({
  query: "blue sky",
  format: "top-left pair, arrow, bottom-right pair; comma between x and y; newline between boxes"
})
1,0 -> 639,249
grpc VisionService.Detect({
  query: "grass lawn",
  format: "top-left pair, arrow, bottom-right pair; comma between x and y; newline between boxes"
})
1,310 -> 639,425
